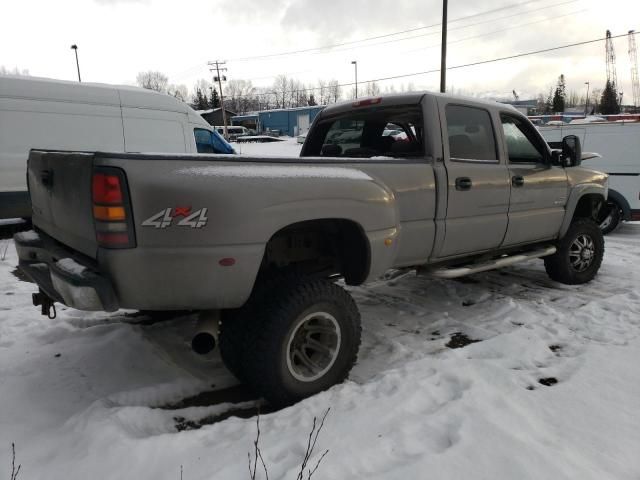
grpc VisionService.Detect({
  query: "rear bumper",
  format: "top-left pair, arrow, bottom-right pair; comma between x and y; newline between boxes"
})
14,230 -> 119,312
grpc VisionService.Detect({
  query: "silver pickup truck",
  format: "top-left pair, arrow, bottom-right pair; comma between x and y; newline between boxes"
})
15,92 -> 608,406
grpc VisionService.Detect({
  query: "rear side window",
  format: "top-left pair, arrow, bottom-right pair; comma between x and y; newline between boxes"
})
304,105 -> 424,159
445,105 -> 497,162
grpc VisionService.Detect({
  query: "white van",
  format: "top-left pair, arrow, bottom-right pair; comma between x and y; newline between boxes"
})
539,121 -> 640,233
0,75 -> 234,219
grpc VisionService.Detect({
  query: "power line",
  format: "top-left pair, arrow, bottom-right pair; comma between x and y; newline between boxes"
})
226,0 -> 551,62
230,31 -> 634,99
170,0 -> 577,81
232,7 -> 586,86
233,0 -> 581,63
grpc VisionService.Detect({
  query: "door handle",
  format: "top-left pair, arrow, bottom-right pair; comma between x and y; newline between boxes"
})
512,175 -> 525,187
455,177 -> 472,191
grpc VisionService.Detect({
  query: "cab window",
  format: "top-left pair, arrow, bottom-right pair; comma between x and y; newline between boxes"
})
500,115 -> 546,163
445,105 -> 497,162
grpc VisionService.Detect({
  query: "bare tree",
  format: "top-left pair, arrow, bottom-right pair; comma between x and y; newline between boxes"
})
136,71 -> 169,92
168,84 -> 188,102
365,81 -> 381,97
0,66 -> 29,76
327,79 -> 341,103
317,79 -> 329,105
248,409 -> 331,480
10,443 -> 21,480
273,75 -> 288,108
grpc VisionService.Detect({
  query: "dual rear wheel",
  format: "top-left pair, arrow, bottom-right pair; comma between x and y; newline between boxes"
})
219,275 -> 361,407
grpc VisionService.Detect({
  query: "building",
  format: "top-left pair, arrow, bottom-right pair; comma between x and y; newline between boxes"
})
196,107 -> 237,127
503,99 -> 538,116
231,105 -> 325,137
231,113 -> 259,131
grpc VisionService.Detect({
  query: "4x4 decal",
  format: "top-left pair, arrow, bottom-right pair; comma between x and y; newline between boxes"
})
142,207 -> 208,229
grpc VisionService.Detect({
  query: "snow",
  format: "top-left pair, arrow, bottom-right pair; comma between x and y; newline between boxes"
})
13,229 -> 39,242
177,165 -> 372,181
0,218 -> 27,227
55,258 -> 87,276
2,210 -> 640,476
235,136 -> 303,157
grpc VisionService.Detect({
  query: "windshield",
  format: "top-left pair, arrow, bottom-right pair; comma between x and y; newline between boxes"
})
194,128 -> 235,154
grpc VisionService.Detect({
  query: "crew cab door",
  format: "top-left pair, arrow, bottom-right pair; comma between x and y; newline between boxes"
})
437,103 -> 510,258
499,113 -> 569,246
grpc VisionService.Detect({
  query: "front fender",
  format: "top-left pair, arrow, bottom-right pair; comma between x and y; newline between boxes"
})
560,183 -> 608,237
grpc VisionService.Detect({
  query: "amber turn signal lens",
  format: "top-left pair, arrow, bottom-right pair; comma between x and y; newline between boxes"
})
93,205 -> 126,221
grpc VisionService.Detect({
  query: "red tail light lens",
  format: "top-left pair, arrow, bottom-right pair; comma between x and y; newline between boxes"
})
92,168 -> 135,249
93,173 -> 123,204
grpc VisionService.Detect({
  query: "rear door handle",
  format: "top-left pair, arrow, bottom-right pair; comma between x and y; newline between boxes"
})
455,177 -> 472,191
512,175 -> 525,187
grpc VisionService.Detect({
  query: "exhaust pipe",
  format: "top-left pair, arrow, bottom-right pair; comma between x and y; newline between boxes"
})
191,311 -> 220,355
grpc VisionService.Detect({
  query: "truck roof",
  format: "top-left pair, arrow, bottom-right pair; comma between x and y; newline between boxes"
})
319,91 -> 516,117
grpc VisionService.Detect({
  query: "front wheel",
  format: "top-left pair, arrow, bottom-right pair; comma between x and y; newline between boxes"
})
544,219 -> 604,285
240,276 -> 361,407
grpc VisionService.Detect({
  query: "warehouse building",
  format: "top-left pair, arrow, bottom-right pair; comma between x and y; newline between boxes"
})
231,105 -> 325,137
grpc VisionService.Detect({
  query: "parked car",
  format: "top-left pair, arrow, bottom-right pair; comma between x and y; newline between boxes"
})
214,125 -> 250,141
0,75 -> 234,219
15,92 -> 607,406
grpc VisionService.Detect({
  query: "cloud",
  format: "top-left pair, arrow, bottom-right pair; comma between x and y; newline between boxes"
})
93,0 -> 149,4
280,0 -> 517,42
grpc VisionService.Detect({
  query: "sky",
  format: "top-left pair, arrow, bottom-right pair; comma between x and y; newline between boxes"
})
1,0 -> 639,102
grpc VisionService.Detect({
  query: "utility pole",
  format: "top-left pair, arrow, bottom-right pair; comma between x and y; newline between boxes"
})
70,44 -> 81,82
351,61 -> 358,98
584,81 -> 590,116
440,0 -> 448,93
629,30 -> 640,110
208,60 -> 228,140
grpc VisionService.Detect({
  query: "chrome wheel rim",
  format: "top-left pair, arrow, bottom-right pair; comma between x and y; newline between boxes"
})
569,234 -> 596,272
286,311 -> 341,383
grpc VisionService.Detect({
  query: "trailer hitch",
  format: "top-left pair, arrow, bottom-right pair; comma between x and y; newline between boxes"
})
32,290 -> 57,319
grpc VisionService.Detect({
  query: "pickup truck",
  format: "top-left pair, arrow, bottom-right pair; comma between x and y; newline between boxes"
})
14,92 -> 609,406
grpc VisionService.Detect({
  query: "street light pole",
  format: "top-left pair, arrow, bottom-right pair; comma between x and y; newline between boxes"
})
70,44 -> 81,82
439,0 -> 448,93
584,81 -> 590,116
351,61 -> 358,98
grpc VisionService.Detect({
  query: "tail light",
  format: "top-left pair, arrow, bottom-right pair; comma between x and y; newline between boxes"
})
92,168 -> 136,248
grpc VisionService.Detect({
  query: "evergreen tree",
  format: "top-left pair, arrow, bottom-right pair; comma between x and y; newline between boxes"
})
209,87 -> 220,108
545,87 -> 554,114
599,80 -> 620,114
191,88 -> 209,110
308,93 -> 317,106
552,74 -> 566,113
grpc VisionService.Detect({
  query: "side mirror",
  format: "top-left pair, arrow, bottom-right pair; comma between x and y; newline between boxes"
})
561,135 -> 582,167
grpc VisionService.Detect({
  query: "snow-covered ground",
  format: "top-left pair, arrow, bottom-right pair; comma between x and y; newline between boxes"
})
235,136 -> 303,157
1,142 -> 639,479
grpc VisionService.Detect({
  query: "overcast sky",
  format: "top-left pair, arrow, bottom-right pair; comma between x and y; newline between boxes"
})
1,0 -> 638,101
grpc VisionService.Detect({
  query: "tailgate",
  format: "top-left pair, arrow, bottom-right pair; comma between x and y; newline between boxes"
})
28,150 -> 98,259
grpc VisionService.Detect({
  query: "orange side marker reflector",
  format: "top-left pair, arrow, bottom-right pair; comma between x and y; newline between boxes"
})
93,205 -> 126,221
384,238 -> 393,246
